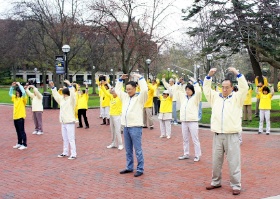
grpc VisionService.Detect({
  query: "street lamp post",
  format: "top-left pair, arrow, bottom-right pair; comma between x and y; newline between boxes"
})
206,54 -> 213,74
62,44 -> 71,80
197,65 -> 200,80
110,68 -> 114,86
146,59 -> 151,79
92,65 -> 96,94
167,68 -> 170,79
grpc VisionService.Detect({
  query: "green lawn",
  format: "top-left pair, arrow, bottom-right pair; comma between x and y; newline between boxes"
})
200,98 -> 280,128
0,86 -> 100,108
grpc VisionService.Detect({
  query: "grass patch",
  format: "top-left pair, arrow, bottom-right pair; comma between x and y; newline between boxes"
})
0,86 -> 100,108
200,99 -> 280,128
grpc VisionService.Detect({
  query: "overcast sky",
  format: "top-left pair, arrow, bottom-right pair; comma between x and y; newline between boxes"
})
0,0 -> 194,43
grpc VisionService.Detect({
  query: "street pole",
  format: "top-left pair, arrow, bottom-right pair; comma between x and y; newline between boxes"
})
146,59 -> 151,80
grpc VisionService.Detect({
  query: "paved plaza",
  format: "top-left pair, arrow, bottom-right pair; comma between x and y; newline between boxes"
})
1,105 -> 280,199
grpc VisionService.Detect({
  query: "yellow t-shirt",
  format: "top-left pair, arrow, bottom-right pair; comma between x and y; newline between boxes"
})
77,93 -> 89,109
12,95 -> 27,119
159,95 -> 172,113
259,93 -> 272,110
243,89 -> 253,105
144,84 -> 154,108
109,96 -> 122,116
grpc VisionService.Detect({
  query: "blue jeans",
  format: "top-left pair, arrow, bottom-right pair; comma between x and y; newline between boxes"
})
172,101 -> 177,123
123,127 -> 144,173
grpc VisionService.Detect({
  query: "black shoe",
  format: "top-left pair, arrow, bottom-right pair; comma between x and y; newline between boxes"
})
77,126 -> 83,128
266,133 -> 270,135
134,171 -> 143,177
258,132 -> 262,134
150,127 -> 154,130
85,126 -> 89,129
143,126 -> 148,128
120,169 -> 133,174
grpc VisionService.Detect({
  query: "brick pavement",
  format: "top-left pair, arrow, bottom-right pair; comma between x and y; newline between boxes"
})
1,104 -> 280,199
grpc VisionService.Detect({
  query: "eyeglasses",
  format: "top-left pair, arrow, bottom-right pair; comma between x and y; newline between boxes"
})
222,86 -> 231,90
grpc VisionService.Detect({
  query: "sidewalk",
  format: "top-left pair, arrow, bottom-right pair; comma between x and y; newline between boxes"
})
1,105 -> 280,198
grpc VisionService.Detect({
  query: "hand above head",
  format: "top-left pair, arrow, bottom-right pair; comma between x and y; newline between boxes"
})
208,68 -> 217,77
64,79 -> 71,86
16,82 -> 21,86
11,82 -> 16,87
49,81 -> 54,88
189,77 -> 196,83
120,74 -> 128,80
227,67 -> 239,75
162,74 -> 166,78
132,73 -> 142,79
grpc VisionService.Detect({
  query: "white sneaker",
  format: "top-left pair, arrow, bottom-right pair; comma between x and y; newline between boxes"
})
173,122 -> 178,125
107,144 -> 117,149
194,156 -> 200,162
57,154 -> 68,158
160,135 -> 166,138
68,156 -> 76,160
32,131 -> 38,134
167,136 -> 171,139
18,145 -> 27,150
178,155 -> 189,160
37,131 -> 44,135
13,144 -> 22,149
118,145 -> 124,150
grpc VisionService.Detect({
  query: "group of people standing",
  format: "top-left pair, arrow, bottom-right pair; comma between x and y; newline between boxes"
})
10,66 -> 276,196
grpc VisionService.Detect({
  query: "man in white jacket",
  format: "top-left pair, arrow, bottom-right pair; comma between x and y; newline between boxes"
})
50,80 -> 77,160
115,74 -> 148,177
25,85 -> 44,135
203,67 -> 248,196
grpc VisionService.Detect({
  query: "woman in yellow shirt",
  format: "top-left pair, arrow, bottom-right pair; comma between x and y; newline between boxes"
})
9,82 -> 28,150
158,89 -> 173,139
258,86 -> 274,135
77,83 -> 89,129
243,82 -> 253,121
100,81 -> 111,125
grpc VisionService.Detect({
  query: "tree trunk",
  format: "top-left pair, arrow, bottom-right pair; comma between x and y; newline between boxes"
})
247,47 -> 263,83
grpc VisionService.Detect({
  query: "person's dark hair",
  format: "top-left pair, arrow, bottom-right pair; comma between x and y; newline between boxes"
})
185,84 -> 195,95
222,78 -> 233,86
72,83 -> 77,90
126,81 -> 137,88
262,86 -> 270,93
15,87 -> 22,97
62,88 -> 70,96
82,90 -> 85,94
233,85 -> 238,92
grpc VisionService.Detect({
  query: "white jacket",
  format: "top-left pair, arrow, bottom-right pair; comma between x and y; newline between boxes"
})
26,88 -> 43,112
177,83 -> 202,121
115,77 -> 148,127
203,75 -> 248,133
52,87 -> 76,124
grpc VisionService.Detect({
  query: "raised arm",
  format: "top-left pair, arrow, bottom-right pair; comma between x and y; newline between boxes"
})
203,68 -> 218,105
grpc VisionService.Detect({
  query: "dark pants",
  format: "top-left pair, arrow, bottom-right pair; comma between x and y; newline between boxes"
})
14,118 -> 27,146
153,97 -> 160,115
78,109 -> 89,127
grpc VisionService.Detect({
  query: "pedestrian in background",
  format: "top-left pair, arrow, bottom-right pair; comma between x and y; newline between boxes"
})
158,89 -> 173,139
143,82 -> 155,129
257,85 -> 274,135
152,79 -> 160,115
50,80 -> 77,160
101,84 -> 123,150
243,81 -> 253,122
254,75 -> 268,117
162,74 -> 179,125
99,81 -> 111,125
9,82 -> 28,150
203,67 -> 248,196
77,82 -> 89,129
115,74 -> 148,177
25,85 -> 44,135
